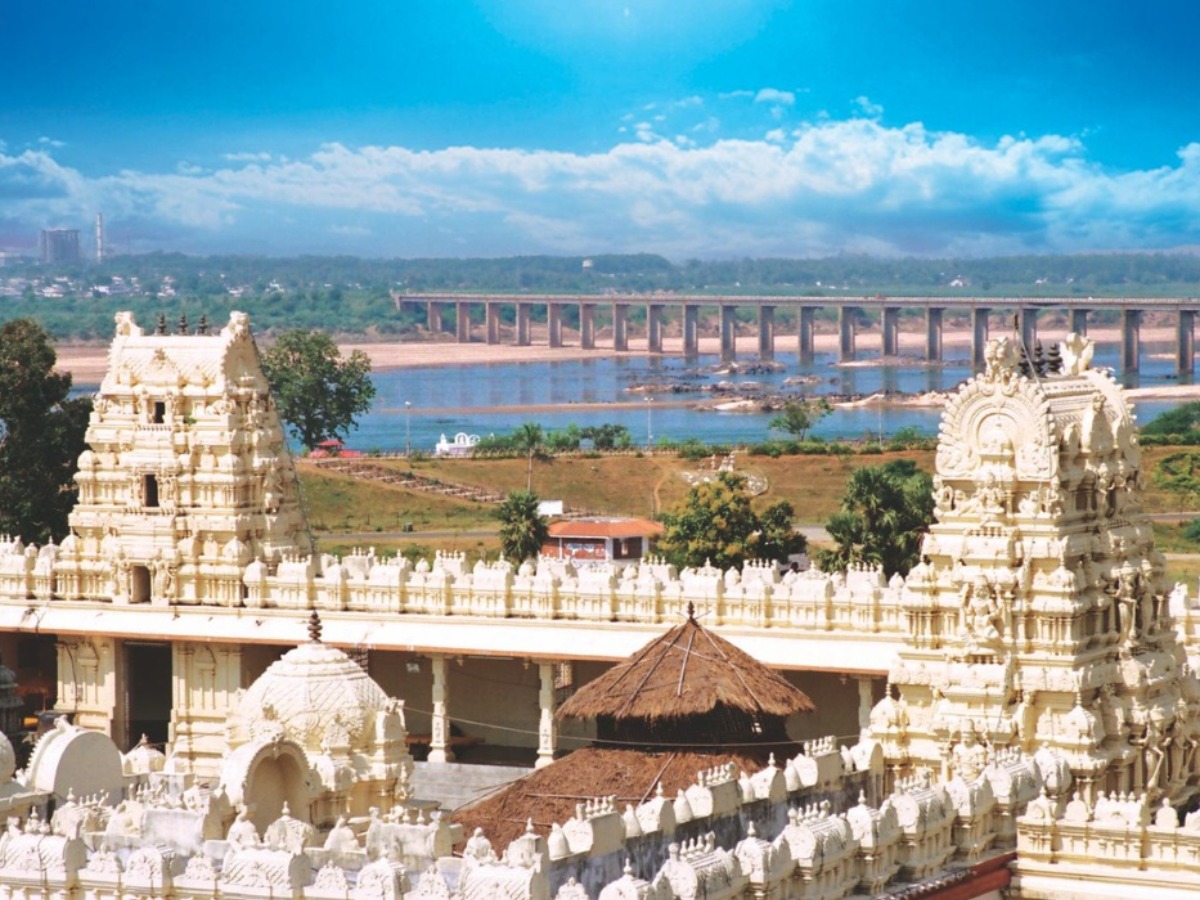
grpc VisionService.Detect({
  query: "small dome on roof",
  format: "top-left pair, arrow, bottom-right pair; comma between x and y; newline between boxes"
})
236,617 -> 388,751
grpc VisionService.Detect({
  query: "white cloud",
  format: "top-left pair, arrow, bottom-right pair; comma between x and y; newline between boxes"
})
9,116 -> 1200,258
754,88 -> 795,106
855,96 -> 884,118
37,136 -> 66,149
222,151 -> 274,162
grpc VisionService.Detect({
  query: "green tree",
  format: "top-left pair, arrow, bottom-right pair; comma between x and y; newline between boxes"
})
0,319 -> 93,543
816,459 -> 934,577
260,330 -> 376,452
657,472 -> 806,570
510,422 -> 545,491
497,490 -> 549,562
1144,403 -> 1200,436
768,398 -> 831,441
1153,451 -> 1200,511
581,423 -> 633,450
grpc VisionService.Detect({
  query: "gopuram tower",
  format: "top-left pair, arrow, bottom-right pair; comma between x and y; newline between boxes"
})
869,335 -> 1196,808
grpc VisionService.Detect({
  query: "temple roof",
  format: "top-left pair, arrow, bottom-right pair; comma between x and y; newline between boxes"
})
557,611 -> 814,724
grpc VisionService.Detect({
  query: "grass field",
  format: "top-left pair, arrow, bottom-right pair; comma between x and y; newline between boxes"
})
298,445 -> 1200,563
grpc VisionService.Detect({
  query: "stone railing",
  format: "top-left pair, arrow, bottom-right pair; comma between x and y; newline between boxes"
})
0,534 -> 914,638
0,732 -> 1047,900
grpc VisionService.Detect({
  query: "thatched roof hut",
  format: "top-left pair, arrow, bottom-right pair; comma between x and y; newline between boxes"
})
557,606 -> 814,748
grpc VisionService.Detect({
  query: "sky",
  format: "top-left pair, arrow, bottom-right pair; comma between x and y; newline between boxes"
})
3,1 -> 1200,259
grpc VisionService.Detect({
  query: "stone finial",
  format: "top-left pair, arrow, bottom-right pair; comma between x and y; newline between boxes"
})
178,313 -> 189,335
155,313 -> 167,335
197,313 -> 209,335
686,601 -> 696,621
308,609 -> 323,643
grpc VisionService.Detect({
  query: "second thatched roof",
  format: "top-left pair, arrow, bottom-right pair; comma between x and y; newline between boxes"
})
557,609 -> 814,724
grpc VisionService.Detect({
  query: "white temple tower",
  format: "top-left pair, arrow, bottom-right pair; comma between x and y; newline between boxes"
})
870,335 -> 1194,807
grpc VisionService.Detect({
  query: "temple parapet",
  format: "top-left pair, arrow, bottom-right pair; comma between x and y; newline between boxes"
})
0,726 -> 1050,900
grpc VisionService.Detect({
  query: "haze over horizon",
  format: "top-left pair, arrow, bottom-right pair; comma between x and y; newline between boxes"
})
6,1 -> 1200,260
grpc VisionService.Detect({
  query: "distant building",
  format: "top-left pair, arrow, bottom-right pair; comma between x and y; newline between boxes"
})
39,228 -> 80,264
541,516 -> 663,565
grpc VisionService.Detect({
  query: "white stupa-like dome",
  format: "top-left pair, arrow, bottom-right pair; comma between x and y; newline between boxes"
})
236,612 -> 388,751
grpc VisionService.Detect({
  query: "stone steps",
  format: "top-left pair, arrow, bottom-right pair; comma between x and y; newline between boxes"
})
411,760 -> 533,813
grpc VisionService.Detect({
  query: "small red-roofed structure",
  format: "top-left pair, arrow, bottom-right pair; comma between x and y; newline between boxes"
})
541,517 -> 664,565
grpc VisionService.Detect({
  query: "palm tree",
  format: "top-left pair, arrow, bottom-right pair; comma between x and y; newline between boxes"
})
510,422 -> 545,491
497,490 -> 549,563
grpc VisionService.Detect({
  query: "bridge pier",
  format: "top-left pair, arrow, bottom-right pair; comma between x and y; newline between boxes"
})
547,303 -> 562,348
925,307 -> 943,362
1071,308 -> 1088,336
579,303 -> 595,350
882,307 -> 900,357
971,308 -> 990,370
798,307 -> 815,365
1018,307 -> 1038,353
838,307 -> 857,362
647,304 -> 664,353
1121,308 -> 1140,373
427,301 -> 444,335
683,305 -> 700,357
486,303 -> 500,344
720,304 -> 737,362
455,302 -> 471,342
1179,310 -> 1195,376
612,304 -> 628,351
758,306 -> 775,360
516,304 -> 532,347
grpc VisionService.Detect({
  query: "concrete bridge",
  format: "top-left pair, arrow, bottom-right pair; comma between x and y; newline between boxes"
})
398,292 -> 1200,374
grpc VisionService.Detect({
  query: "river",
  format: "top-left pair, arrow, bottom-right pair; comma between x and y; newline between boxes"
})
350,342 -> 1191,453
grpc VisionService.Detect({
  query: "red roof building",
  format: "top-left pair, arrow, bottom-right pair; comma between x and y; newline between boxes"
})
540,517 -> 664,566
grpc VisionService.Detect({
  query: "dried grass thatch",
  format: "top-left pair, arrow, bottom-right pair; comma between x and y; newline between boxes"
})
454,745 -> 796,848
557,614 -> 814,725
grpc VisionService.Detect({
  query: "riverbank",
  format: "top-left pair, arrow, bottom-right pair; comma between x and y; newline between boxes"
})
54,323 -> 1194,393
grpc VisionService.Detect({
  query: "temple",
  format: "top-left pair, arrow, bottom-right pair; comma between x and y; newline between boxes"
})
0,311 -> 1198,896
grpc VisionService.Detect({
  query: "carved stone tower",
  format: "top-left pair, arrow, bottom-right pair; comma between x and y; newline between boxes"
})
55,310 -> 313,608
870,335 -> 1193,807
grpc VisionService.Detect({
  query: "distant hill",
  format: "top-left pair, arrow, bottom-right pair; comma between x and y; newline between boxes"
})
6,251 -> 1200,341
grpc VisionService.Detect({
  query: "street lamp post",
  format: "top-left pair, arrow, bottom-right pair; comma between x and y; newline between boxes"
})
405,401 -> 412,456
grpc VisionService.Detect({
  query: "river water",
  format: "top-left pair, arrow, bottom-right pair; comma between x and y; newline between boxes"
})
353,342 -> 1191,453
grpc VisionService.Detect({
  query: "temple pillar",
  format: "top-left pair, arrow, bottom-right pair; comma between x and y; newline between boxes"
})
757,306 -> 775,360
486,303 -> 501,345
1070,307 -> 1088,336
426,301 -> 443,335
580,303 -> 595,350
720,304 -> 737,362
1122,308 -> 1141,373
536,662 -> 557,769
683,305 -> 700,356
428,655 -> 454,763
798,306 -> 815,365
455,302 -> 471,343
857,677 -> 875,730
838,306 -> 857,362
169,641 -> 243,779
516,305 -> 532,347
612,304 -> 629,351
56,636 -> 122,740
647,304 -> 664,353
547,303 -> 562,348
882,307 -> 900,357
925,307 -> 943,362
971,307 -> 990,370
1019,307 -> 1038,353
1178,309 -> 1195,376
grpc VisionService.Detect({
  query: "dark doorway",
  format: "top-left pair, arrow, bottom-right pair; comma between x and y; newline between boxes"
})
143,475 -> 159,508
131,565 -> 151,603
125,642 -> 171,751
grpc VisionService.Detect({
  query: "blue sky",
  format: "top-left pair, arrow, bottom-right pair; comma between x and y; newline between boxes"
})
3,1 -> 1200,258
